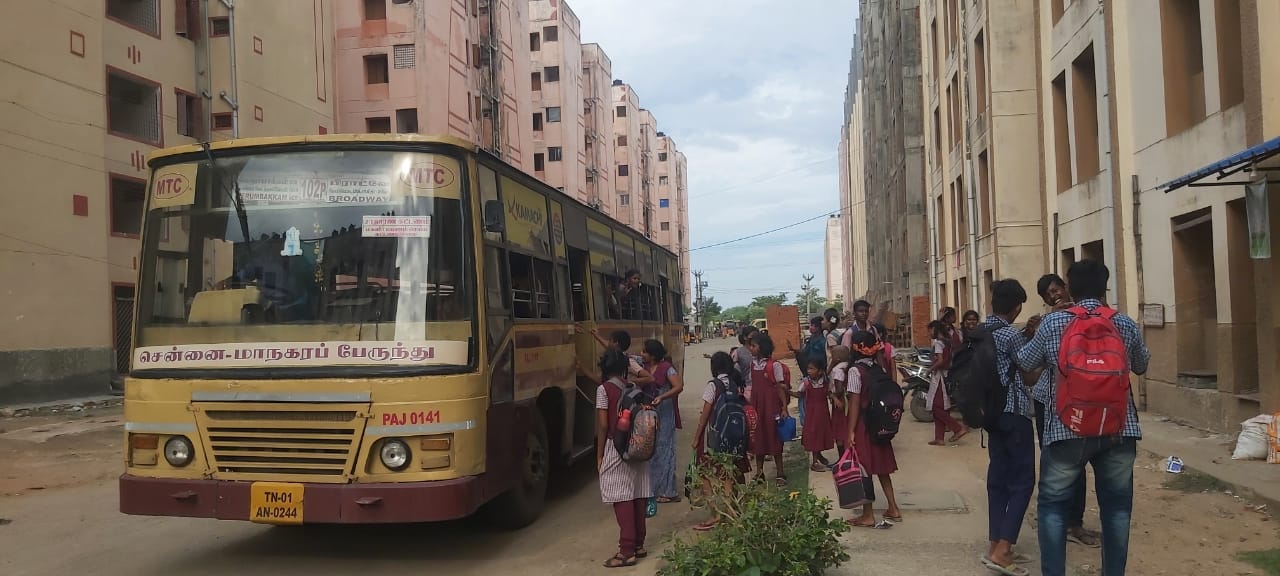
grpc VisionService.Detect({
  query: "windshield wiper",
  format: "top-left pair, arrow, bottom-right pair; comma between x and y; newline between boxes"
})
200,142 -> 252,251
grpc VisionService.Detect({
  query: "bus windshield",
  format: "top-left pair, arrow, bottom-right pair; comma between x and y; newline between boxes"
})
132,149 -> 474,374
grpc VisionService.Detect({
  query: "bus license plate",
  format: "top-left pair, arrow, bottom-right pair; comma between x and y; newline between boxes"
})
249,482 -> 304,525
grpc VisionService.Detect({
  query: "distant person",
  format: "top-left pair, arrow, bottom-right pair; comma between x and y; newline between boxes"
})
981,280 -> 1036,576
643,339 -> 684,504
788,316 -> 827,427
1018,260 -> 1150,576
732,326 -> 759,386
796,354 -> 834,471
691,351 -> 750,531
1032,273 -> 1100,548
747,333 -> 790,486
926,320 -> 968,446
961,309 -> 981,339
595,349 -> 652,568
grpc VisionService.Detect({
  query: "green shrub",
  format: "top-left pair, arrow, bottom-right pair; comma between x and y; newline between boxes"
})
660,454 -> 850,576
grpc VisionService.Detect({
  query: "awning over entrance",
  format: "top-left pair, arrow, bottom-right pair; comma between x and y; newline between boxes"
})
1161,135 -> 1280,192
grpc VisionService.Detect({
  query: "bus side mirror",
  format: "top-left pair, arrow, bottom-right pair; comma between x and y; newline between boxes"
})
483,200 -> 505,234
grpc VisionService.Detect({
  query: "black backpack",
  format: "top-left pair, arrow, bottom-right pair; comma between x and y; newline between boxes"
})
611,381 -> 657,461
708,375 -> 749,458
860,364 -> 903,444
951,325 -> 1006,433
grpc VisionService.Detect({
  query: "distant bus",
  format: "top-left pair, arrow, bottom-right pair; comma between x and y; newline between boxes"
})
118,134 -> 684,528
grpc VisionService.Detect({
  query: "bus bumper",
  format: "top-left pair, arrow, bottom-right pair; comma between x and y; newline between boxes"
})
118,474 -> 485,523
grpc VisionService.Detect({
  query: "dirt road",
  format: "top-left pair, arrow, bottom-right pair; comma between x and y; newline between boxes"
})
3,338 -> 1273,576
0,340 -> 729,576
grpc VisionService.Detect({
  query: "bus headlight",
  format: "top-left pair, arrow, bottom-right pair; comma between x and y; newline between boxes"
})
379,439 -> 411,471
164,436 -> 194,467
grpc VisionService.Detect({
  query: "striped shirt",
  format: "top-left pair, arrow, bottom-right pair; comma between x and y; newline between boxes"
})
984,315 -> 1034,420
1016,299 -> 1151,446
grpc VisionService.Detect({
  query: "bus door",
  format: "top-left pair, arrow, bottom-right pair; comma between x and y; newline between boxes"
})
568,247 -> 596,453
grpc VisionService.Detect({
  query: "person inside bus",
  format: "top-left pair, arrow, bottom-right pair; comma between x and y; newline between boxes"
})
610,269 -> 642,319
595,348 -> 652,568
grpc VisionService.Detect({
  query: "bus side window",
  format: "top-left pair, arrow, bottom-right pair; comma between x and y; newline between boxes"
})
484,246 -> 511,357
532,258 -> 555,319
597,274 -> 621,320
509,253 -> 534,319
569,248 -> 588,322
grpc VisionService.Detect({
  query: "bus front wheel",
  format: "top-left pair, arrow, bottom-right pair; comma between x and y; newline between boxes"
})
485,410 -> 550,529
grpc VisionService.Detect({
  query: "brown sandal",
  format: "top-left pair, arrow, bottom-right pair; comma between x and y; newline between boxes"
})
604,553 -> 637,568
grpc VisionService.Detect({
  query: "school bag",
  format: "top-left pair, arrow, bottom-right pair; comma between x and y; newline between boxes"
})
1056,306 -> 1131,437
859,364 -> 903,444
708,375 -> 749,458
766,358 -> 791,390
611,380 -> 657,461
952,324 -> 1007,433
831,446 -> 874,509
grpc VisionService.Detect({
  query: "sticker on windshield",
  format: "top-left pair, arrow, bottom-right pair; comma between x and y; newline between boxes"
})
280,227 -> 303,256
362,215 -> 432,238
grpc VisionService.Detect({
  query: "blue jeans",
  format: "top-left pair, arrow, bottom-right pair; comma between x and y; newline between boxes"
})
1038,436 -> 1137,576
1035,400 -> 1088,527
987,413 -> 1035,544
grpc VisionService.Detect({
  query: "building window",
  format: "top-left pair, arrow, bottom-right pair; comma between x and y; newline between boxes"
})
212,112 -> 232,131
1051,72 -> 1071,192
659,176 -> 669,185
659,198 -> 669,208
107,69 -> 161,146
617,135 -> 628,146
531,71 -> 541,91
1051,0 -> 1065,22
1216,0 -> 1244,109
974,30 -> 987,114
534,153 -> 545,171
393,44 -> 415,68
586,173 -> 594,183
616,105 -> 627,117
620,194 -> 630,206
364,0 -> 386,21
533,112 -> 544,131
549,147 -> 563,162
544,66 -> 560,82
547,107 -> 561,122
977,150 -> 991,235
175,89 -> 200,138
366,116 -> 391,133
658,152 -> 668,161
618,164 -> 629,177
543,25 -> 558,42
174,0 -> 201,40
1071,44 -> 1100,182
659,221 -> 670,231
1160,0 -> 1205,135
365,54 -> 389,85
110,175 -> 146,237
209,16 -> 229,37
530,32 -> 540,52
396,108 -> 418,133
106,0 -> 159,37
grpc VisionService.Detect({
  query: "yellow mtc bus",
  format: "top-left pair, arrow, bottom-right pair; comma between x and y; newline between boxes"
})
118,135 -> 685,527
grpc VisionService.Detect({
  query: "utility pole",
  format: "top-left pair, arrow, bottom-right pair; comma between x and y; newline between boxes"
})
801,274 -> 815,317
693,270 -> 705,331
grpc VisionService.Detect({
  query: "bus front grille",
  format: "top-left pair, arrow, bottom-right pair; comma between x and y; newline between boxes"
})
195,404 -> 367,482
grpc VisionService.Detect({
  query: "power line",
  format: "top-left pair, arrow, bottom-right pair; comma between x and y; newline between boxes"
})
686,201 -> 848,252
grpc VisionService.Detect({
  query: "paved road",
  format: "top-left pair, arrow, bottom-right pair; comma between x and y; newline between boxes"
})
0,340 -> 731,576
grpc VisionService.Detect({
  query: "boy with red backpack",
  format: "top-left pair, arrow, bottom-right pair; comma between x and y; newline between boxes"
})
1017,260 -> 1150,576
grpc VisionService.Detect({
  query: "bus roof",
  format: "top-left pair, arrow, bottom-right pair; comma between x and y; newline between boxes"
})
147,134 -> 478,163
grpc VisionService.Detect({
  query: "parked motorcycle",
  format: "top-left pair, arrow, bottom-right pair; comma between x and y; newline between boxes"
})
896,348 -> 934,423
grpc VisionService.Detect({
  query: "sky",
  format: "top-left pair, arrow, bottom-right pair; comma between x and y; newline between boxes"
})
570,0 -> 859,308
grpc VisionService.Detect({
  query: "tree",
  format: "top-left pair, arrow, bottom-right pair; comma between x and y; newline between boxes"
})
700,297 -> 722,321
749,293 -> 788,309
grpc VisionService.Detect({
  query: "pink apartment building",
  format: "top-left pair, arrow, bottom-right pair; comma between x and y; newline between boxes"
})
528,0 -> 585,204
656,135 -> 691,308
612,81 -> 644,229
333,0 -> 534,170
581,43 -> 617,218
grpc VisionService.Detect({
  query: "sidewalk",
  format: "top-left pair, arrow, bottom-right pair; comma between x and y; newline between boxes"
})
1138,415 -> 1280,510
810,418 -> 1036,576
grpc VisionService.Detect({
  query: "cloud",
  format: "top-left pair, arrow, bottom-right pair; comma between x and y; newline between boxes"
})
569,0 -> 859,306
